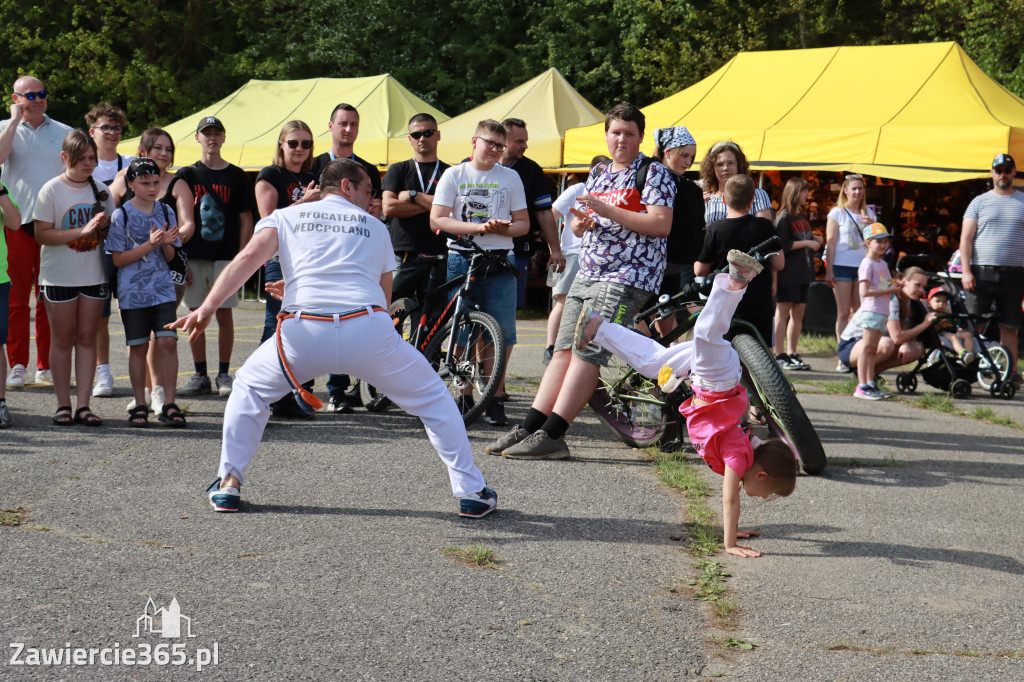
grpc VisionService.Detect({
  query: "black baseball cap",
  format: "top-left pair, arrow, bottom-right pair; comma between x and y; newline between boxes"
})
197,116 -> 225,133
125,158 -> 160,181
992,153 -> 1015,169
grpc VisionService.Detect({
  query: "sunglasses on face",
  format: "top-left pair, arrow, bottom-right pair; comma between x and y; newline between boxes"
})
93,125 -> 123,134
13,90 -> 47,101
409,129 -> 436,140
285,139 -> 313,150
994,166 -> 1015,176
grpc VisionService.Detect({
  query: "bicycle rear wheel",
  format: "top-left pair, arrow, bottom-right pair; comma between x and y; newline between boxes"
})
423,310 -> 506,426
588,354 -> 669,448
732,333 -> 827,475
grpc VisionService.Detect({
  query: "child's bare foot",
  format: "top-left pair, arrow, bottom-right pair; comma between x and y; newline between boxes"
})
726,544 -> 762,558
726,249 -> 764,286
574,303 -> 604,351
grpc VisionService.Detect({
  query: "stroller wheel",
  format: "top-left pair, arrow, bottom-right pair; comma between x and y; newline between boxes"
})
999,382 -> 1017,400
949,378 -> 972,399
895,372 -> 917,394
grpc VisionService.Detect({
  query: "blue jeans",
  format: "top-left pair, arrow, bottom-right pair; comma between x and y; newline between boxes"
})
447,251 -> 517,346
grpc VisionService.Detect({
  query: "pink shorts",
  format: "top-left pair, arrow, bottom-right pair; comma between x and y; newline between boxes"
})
679,384 -> 754,477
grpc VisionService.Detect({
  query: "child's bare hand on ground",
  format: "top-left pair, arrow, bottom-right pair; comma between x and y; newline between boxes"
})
726,545 -> 762,558
736,530 -> 760,539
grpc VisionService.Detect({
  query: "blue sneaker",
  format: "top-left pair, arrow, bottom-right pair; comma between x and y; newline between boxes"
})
459,486 -> 497,518
206,478 -> 240,512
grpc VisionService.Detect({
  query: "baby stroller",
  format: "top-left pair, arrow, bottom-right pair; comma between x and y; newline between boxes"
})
893,253 -> 1016,400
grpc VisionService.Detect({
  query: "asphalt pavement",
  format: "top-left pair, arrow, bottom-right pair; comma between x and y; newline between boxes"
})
1,302 -> 1022,680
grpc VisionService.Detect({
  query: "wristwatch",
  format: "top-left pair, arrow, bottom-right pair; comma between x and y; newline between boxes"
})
408,190 -> 418,200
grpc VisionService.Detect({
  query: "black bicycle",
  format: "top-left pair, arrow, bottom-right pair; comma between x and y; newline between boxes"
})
359,236 -> 517,425
588,236 -> 828,475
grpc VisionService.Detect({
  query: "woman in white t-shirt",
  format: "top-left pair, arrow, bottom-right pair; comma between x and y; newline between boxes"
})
824,173 -> 876,371
33,129 -> 117,426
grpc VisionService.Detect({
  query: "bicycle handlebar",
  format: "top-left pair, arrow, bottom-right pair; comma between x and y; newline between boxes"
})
633,235 -> 783,324
451,236 -> 521,278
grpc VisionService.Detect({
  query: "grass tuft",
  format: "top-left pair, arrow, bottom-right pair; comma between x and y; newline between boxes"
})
0,507 -> 25,527
442,542 -> 500,569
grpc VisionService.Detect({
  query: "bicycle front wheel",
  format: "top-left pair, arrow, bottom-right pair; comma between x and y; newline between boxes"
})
732,333 -> 827,475
977,343 -> 1012,391
423,310 -> 506,426
588,354 -> 669,448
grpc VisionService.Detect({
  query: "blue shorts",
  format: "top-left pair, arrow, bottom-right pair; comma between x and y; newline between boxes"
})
447,251 -> 517,346
832,265 -> 859,283
837,337 -> 858,367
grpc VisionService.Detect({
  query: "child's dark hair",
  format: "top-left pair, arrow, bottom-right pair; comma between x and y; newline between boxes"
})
753,439 -> 798,496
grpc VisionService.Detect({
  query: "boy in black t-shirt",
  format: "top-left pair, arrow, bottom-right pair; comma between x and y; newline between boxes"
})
176,116 -> 257,398
696,175 -> 784,345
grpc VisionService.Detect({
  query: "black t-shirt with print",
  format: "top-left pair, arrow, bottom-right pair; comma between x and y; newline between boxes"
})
506,156 -> 552,258
381,158 -> 450,254
774,210 -> 815,287
256,165 -> 318,210
176,161 -> 256,262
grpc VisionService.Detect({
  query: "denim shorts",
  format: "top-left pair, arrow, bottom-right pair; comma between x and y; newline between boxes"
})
832,264 -> 859,283
447,250 -> 517,346
860,311 -> 888,332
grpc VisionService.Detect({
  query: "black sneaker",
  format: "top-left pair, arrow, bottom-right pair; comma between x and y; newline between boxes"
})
328,394 -> 354,414
271,396 -> 315,420
483,399 -> 508,426
776,353 -> 793,369
788,353 -> 811,371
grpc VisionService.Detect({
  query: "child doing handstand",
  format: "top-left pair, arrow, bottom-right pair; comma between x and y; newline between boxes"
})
927,288 -> 975,364
574,250 -> 798,558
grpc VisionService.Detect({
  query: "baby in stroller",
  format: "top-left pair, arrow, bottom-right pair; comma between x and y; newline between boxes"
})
926,287 -> 976,365
895,273 -> 1016,400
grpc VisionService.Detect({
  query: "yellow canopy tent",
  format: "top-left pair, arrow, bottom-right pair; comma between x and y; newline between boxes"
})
119,75 -> 448,170
435,68 -> 603,168
563,42 -> 1024,182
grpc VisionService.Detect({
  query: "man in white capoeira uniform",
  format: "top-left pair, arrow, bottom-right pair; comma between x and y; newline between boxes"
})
168,158 -> 497,518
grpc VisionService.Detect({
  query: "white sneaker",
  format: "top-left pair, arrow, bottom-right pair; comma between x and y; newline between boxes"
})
126,387 -> 152,413
92,371 -> 114,397
6,364 -> 26,389
151,385 -> 165,414
216,373 -> 233,397
35,368 -> 53,384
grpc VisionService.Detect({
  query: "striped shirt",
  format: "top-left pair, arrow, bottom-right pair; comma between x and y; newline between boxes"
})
963,190 -> 1024,268
704,187 -> 772,225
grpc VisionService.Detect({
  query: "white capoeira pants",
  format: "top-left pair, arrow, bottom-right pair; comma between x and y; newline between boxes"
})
218,308 -> 487,498
592,273 -> 746,391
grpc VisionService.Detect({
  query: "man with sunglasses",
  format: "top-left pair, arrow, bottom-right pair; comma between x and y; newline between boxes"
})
311,103 -> 383,412
960,153 -> 1024,384
430,119 -> 529,419
0,75 -> 69,390
382,113 -> 450,303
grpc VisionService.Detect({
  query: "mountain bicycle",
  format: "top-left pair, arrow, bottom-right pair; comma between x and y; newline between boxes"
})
358,236 -> 516,425
587,236 -> 827,475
